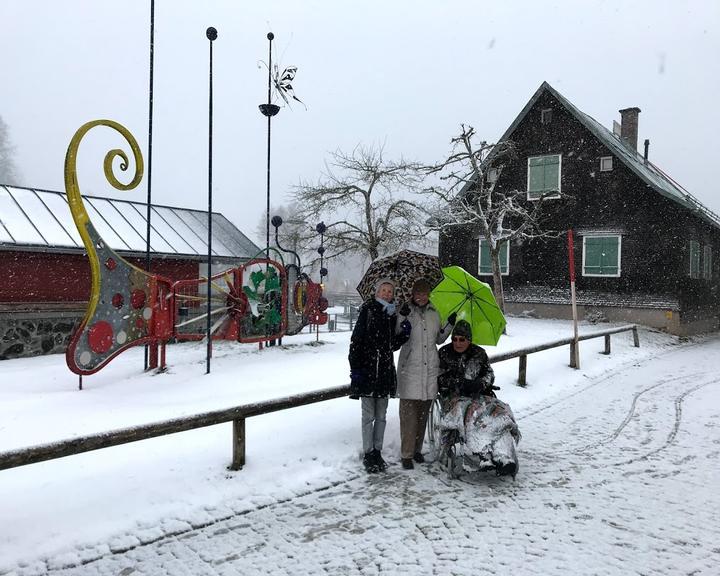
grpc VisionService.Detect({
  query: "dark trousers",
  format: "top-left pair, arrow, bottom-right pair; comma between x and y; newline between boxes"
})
399,399 -> 433,459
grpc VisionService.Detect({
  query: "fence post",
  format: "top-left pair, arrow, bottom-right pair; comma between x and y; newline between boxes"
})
603,334 -> 611,355
230,418 -> 246,470
518,354 -> 527,386
632,326 -> 640,347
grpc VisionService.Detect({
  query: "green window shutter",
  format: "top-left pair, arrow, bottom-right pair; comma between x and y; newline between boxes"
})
689,241 -> 700,278
601,237 -> 619,275
584,236 -> 619,276
584,237 -> 603,275
528,165 -> 544,197
544,156 -> 560,192
704,246 -> 713,279
479,240 -> 492,274
478,240 -> 509,274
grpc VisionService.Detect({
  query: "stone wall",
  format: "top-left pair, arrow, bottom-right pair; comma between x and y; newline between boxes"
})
503,301 -> 720,336
0,307 -> 84,360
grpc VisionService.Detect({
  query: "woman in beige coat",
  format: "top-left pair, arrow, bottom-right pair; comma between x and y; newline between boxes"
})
396,278 -> 454,469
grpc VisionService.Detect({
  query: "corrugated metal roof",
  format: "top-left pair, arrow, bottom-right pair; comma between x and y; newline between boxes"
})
0,185 -> 261,260
486,81 -> 720,231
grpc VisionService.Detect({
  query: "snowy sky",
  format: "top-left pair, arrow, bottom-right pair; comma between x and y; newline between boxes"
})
1,0 -> 718,243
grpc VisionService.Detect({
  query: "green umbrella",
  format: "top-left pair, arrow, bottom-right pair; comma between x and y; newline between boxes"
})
429,266 -> 506,346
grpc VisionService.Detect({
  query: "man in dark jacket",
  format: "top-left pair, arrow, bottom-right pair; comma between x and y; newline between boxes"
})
437,320 -> 495,400
349,278 -> 411,473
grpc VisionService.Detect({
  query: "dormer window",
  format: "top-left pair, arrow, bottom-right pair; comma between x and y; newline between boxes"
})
600,156 -> 613,172
486,168 -> 499,183
541,108 -> 553,124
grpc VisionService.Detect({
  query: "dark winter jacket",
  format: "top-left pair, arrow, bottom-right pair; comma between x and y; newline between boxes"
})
349,299 -> 409,398
437,343 -> 495,399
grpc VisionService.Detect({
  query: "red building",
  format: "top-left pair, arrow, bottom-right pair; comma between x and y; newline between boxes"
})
0,185 -> 260,359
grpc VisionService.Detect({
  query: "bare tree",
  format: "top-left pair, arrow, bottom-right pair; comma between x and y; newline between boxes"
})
0,115 -> 22,185
425,125 -> 561,312
292,145 -> 430,262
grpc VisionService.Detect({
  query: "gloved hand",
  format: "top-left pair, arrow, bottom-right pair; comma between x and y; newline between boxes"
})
400,319 -> 412,337
350,368 -> 366,388
398,302 -> 411,317
447,312 -> 457,326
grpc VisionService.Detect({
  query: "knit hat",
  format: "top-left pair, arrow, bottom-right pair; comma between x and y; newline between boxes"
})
452,319 -> 472,340
411,278 -> 432,294
374,278 -> 395,294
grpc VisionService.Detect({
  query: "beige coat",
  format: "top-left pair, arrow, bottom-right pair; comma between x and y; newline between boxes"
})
396,302 -> 452,400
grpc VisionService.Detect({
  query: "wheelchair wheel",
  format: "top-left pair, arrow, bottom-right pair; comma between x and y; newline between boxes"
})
426,398 -> 443,460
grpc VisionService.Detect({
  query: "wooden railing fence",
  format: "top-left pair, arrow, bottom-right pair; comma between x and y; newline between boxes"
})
0,324 -> 639,473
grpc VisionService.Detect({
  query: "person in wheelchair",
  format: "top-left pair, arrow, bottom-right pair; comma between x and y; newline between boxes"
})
437,320 -> 495,402
436,320 -> 520,477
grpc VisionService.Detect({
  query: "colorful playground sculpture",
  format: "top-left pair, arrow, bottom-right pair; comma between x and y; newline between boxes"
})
64,120 -> 328,376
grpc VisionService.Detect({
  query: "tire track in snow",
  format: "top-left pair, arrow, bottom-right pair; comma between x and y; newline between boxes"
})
527,371 -> 710,458
612,379 -> 720,467
514,342 -> 687,422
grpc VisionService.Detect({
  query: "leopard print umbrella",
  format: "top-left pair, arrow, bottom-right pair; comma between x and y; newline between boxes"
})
356,250 -> 443,305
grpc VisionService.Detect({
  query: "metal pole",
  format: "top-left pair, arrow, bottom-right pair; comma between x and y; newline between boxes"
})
265,34 -> 273,261
568,229 -> 580,369
258,32 -> 280,347
206,27 -> 217,375
144,0 -> 155,371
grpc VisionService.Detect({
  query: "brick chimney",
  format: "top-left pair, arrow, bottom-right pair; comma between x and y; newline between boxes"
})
618,107 -> 641,151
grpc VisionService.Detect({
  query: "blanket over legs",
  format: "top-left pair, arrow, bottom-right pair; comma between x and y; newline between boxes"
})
439,396 -> 521,473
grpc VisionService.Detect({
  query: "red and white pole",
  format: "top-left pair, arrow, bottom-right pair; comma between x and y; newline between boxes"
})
568,229 -> 580,368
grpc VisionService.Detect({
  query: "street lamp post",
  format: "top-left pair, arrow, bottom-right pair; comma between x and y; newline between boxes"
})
259,32 -> 280,262
316,222 -> 328,342
205,26 -> 218,374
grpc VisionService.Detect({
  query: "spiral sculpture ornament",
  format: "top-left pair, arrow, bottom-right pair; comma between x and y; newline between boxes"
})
64,120 -> 173,375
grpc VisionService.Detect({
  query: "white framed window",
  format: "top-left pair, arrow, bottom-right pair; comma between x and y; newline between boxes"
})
703,245 -> 712,280
600,156 -> 613,172
689,240 -> 701,278
527,154 -> 561,200
582,235 -> 621,277
541,108 -> 553,124
478,238 -> 509,276
486,168 -> 499,183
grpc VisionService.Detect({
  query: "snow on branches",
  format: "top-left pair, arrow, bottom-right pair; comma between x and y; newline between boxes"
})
292,145 -> 430,262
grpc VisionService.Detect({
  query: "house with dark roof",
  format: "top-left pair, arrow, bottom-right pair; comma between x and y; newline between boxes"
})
0,184 -> 261,358
439,82 -> 720,335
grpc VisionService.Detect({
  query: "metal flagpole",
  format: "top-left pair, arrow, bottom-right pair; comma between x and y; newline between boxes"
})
568,229 -> 580,369
206,27 -> 217,375
144,0 -> 155,371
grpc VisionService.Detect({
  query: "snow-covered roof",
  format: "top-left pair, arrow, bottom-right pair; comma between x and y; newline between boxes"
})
492,82 -> 720,230
0,185 -> 261,260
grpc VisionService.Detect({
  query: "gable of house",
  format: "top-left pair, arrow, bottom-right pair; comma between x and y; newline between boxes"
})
491,82 -> 720,231
439,82 -> 719,334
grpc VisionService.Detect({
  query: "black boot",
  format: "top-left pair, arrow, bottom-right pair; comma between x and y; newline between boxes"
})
413,452 -> 425,464
363,451 -> 379,473
401,458 -> 414,470
373,449 -> 388,471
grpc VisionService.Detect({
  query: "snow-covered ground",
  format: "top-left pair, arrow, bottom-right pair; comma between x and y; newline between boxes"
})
0,318 -> 718,575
